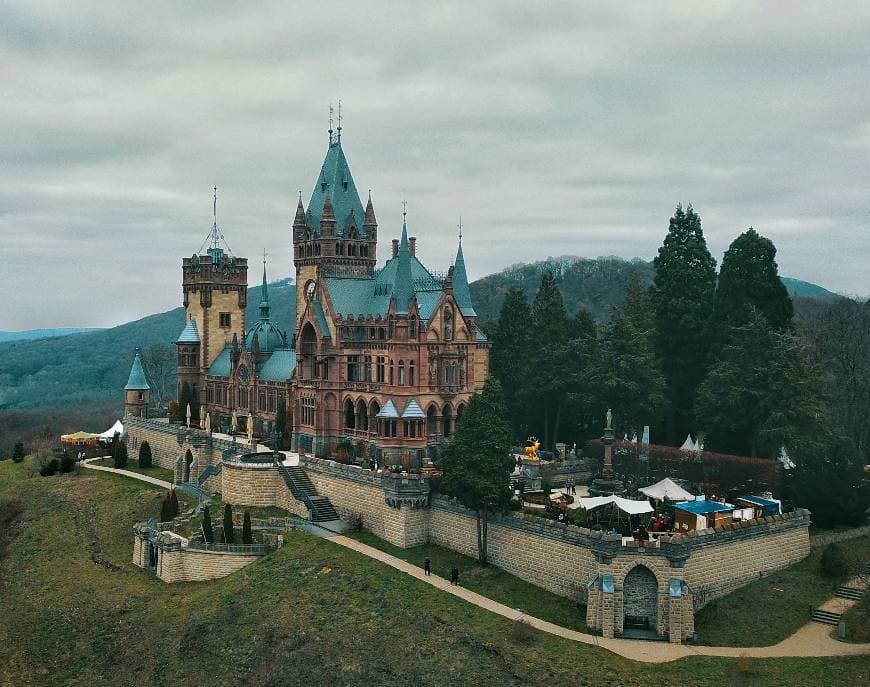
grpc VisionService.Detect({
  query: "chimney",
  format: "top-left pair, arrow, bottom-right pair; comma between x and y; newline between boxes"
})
392,238 -> 399,258
409,236 -> 416,256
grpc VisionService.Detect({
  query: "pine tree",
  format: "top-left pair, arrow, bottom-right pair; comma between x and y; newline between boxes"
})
160,492 -> 174,523
563,307 -> 601,444
113,440 -> 128,469
712,228 -> 793,336
651,204 -> 717,443
242,512 -> 253,545
138,441 -> 152,469
489,287 -> 533,440
530,271 -> 570,449
223,504 -> 235,544
202,505 -> 214,543
439,377 -> 514,565
12,441 -> 25,463
169,490 -> 179,519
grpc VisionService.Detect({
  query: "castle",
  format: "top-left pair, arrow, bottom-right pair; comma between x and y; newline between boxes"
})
128,125 -> 489,465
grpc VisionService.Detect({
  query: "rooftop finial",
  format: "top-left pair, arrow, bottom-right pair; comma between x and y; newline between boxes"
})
328,102 -> 334,143
458,216 -> 463,243
402,199 -> 407,220
337,99 -> 342,141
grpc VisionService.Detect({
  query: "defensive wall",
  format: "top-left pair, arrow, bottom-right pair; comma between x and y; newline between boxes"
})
126,418 -> 812,641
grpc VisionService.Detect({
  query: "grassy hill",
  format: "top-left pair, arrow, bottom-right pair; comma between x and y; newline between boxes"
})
1,458 -> 866,687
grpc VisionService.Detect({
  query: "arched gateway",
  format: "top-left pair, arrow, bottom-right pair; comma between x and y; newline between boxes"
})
622,565 -> 658,632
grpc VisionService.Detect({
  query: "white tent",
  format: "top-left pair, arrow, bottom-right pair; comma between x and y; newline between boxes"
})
577,495 -> 653,515
679,434 -> 696,451
97,420 -> 124,439
639,477 -> 694,502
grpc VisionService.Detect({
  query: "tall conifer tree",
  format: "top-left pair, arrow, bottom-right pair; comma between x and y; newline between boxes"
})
530,271 -> 569,449
490,287 -> 533,440
651,204 -> 717,443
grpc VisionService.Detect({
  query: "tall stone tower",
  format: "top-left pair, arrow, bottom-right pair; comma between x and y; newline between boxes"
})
179,190 -> 247,407
124,348 -> 151,418
292,126 -> 377,339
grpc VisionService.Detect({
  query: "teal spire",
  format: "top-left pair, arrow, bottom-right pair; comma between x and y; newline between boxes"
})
393,213 -> 414,315
452,236 -> 476,317
125,349 -> 150,391
259,255 -> 270,320
307,136 -> 366,238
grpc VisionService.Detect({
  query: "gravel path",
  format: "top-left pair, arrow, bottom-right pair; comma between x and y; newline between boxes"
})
81,457 -> 173,489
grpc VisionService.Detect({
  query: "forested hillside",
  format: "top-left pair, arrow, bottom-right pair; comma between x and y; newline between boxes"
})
0,328 -> 102,343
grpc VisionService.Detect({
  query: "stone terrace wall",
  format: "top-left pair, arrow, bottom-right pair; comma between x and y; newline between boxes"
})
157,547 -> 261,583
682,509 -> 811,608
430,499 -> 600,602
221,462 -> 307,518
810,524 -> 870,549
302,457 -> 431,548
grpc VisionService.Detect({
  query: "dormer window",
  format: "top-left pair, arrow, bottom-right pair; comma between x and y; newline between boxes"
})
321,181 -> 327,192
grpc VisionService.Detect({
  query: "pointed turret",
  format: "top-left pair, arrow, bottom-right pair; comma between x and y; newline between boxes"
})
293,196 -> 306,240
452,239 -> 476,317
364,193 -> 377,240
320,195 -> 336,237
258,259 -> 270,320
124,348 -> 150,418
392,219 -> 414,315
125,349 -> 151,391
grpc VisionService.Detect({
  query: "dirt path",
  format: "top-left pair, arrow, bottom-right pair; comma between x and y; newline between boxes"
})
330,534 -> 870,664
81,457 -> 174,489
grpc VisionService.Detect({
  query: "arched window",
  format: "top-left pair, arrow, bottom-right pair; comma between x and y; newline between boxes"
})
344,399 -> 356,429
398,360 -> 405,386
443,405 -> 453,437
409,360 -> 415,386
426,405 -> 438,436
410,316 -> 418,338
357,399 -> 368,431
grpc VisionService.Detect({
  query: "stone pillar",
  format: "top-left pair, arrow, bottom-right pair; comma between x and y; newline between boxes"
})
668,597 -> 682,643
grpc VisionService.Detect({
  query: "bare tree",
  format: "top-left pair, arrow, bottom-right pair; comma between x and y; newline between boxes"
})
140,345 -> 176,412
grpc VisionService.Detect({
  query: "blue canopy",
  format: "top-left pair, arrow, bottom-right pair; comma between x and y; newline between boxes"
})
737,495 -> 781,516
674,499 -> 733,515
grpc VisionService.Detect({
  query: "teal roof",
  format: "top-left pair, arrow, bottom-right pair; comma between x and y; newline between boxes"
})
376,399 -> 399,419
393,220 -> 414,314
176,319 -> 200,344
257,349 -> 296,382
246,320 -> 286,353
452,241 -> 476,317
125,351 -> 150,391
311,300 -> 331,338
402,399 -> 426,419
476,326 -> 488,342
208,345 -> 233,378
307,139 -> 366,238
674,499 -> 734,515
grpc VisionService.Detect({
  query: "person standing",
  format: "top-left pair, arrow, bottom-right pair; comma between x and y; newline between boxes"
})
450,567 -> 459,585
423,558 -> 431,576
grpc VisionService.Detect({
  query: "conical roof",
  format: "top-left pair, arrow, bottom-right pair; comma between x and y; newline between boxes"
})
307,139 -> 366,238
176,319 -> 200,344
392,219 -> 414,315
125,351 -> 150,391
246,260 -> 285,353
452,240 -> 476,317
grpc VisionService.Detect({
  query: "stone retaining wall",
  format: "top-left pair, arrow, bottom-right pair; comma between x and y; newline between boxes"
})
810,524 -> 870,549
157,547 -> 261,582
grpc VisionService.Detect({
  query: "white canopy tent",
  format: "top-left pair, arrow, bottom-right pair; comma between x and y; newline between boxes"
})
576,495 -> 653,515
97,420 -> 124,440
639,477 -> 694,502
679,434 -> 696,451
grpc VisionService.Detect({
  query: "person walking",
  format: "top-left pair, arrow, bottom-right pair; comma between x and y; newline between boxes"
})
450,567 -> 459,585
423,558 -> 431,576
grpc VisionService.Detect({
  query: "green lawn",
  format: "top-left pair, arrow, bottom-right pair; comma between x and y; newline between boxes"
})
348,530 -> 591,632
842,596 -> 870,643
1,456 -> 868,686
693,536 -> 870,646
89,457 -> 175,483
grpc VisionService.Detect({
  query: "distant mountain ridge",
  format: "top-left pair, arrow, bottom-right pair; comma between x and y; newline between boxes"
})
0,327 -> 102,343
0,264 -> 837,412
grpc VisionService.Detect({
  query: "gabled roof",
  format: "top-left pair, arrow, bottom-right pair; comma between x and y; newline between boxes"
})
257,349 -> 296,382
176,319 -> 200,344
401,399 -> 426,419
125,351 -> 150,390
307,139 -> 366,239
311,300 -> 331,338
476,326 -> 488,342
208,345 -> 232,378
376,399 -> 399,418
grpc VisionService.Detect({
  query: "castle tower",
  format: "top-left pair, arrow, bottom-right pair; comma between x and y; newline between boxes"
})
124,349 -> 151,418
293,128 -> 377,335
179,189 -> 247,407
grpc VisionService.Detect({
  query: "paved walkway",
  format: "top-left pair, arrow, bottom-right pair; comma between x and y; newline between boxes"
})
330,534 -> 870,664
81,457 -> 174,489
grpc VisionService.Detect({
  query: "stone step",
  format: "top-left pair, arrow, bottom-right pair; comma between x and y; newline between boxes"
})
811,609 -> 841,625
836,586 -> 864,601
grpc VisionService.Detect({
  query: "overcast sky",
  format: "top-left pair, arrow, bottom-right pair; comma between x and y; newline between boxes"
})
2,1 -> 868,330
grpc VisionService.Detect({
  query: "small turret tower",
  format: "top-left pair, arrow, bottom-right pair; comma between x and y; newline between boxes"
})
124,349 -> 151,418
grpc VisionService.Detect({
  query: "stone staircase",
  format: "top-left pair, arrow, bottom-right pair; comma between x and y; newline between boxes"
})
836,585 -> 865,601
276,462 -> 339,523
811,609 -> 841,626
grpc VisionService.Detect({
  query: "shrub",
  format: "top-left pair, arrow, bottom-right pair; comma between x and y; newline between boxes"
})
334,440 -> 355,464
223,504 -> 235,544
60,452 -> 75,474
169,490 -> 179,518
139,441 -> 152,469
168,400 -> 180,423
12,441 -> 25,463
112,439 -> 128,469
160,492 -> 175,523
39,458 -> 59,477
509,618 -> 537,645
242,512 -> 253,545
202,505 -> 214,543
820,543 -> 848,581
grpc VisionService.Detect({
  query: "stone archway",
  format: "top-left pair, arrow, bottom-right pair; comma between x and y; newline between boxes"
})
183,449 -> 193,482
623,565 -> 658,632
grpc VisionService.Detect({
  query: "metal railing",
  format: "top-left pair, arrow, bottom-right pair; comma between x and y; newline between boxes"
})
185,541 -> 267,554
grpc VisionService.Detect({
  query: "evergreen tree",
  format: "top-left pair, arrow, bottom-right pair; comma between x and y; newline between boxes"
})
439,377 -> 514,565
786,435 -> 870,529
160,492 -> 174,523
651,204 -> 717,443
563,307 -> 601,444
169,489 -> 179,519
274,400 -> 289,450
696,309 -> 825,457
712,228 -> 793,335
12,441 -> 25,463
202,505 -> 214,543
530,271 -> 570,449
596,282 -> 666,437
138,441 -> 152,469
242,511 -> 253,545
223,504 -> 235,544
113,440 -> 128,469
489,287 -> 533,440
